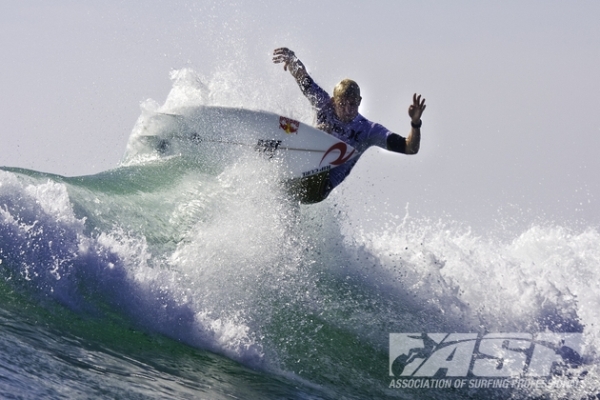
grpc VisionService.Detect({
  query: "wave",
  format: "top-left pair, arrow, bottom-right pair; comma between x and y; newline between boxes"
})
1,69 -> 598,399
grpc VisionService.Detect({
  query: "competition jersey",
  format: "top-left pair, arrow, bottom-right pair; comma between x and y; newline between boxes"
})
299,77 -> 392,190
298,76 -> 395,189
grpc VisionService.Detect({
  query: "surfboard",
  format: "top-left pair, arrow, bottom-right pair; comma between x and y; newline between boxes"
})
128,106 -> 357,203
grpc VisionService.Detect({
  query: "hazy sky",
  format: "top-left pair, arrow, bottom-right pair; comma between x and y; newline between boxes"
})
1,1 -> 599,229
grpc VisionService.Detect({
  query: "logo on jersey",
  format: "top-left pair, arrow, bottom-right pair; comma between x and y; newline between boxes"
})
279,116 -> 300,134
320,142 -> 355,167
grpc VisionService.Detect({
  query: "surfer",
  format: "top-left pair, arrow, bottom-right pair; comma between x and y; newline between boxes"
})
273,47 -> 426,201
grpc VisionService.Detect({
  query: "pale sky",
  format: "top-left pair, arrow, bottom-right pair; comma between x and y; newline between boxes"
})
1,1 -> 599,229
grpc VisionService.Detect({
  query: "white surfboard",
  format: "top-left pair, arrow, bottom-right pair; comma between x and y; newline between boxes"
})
127,105 -> 357,181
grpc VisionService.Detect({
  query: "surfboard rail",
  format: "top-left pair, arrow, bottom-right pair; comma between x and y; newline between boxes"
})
125,105 -> 357,203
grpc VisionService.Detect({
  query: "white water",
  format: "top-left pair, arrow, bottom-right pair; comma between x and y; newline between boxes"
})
1,69 -> 599,398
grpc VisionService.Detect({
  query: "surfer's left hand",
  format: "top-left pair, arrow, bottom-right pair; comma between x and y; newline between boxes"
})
408,93 -> 426,124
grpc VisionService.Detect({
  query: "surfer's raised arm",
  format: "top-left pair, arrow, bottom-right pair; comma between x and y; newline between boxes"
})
404,93 -> 426,154
384,93 -> 426,155
272,47 -> 309,83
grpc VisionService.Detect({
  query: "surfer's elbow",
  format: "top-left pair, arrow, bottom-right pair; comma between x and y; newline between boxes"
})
405,146 -> 419,155
386,134 -> 419,154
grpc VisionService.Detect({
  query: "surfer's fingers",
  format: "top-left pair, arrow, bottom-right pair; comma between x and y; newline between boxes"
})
272,55 -> 288,65
273,47 -> 294,57
412,93 -> 421,106
412,93 -> 426,108
272,53 -> 293,64
273,58 -> 290,72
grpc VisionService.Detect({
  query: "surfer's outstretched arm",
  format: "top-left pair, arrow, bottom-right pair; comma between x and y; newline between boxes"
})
386,93 -> 426,155
273,47 -> 310,83
405,93 -> 426,155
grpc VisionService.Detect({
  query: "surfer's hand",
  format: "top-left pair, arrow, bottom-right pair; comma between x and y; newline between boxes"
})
273,47 -> 308,82
408,93 -> 426,124
272,47 -> 297,71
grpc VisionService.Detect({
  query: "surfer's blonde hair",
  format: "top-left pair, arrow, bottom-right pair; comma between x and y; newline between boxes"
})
333,79 -> 361,101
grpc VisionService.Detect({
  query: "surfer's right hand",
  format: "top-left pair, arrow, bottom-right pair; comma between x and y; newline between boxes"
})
273,47 -> 309,82
272,47 -> 297,71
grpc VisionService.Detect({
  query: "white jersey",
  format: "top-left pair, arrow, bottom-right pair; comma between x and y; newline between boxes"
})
299,76 -> 399,189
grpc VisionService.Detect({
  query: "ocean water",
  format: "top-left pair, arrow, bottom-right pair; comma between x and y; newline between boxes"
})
0,70 -> 598,399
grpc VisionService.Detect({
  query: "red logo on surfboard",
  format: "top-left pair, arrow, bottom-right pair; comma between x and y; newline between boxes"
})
320,142 -> 356,167
279,116 -> 300,134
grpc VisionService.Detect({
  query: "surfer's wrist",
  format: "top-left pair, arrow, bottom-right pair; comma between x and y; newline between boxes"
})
289,57 -> 303,75
411,119 -> 422,129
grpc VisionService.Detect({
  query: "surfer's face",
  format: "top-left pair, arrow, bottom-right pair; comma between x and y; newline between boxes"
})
333,96 -> 361,123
